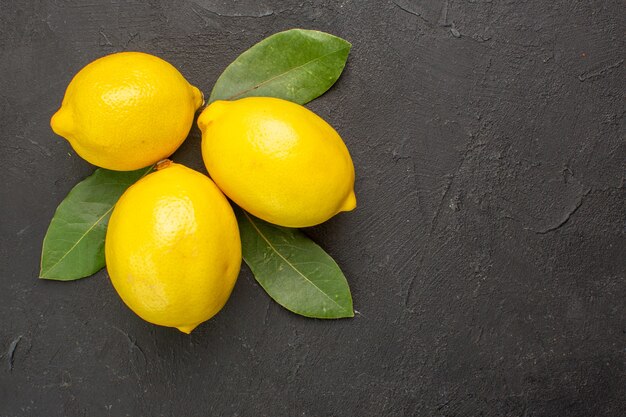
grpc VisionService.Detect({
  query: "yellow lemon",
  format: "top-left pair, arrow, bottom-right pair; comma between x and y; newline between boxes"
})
105,161 -> 241,333
198,97 -> 356,228
51,52 -> 203,171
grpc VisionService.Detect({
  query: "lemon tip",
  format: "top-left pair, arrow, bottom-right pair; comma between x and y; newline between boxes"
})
197,109 -> 211,131
176,324 -> 198,334
191,85 -> 204,109
340,190 -> 357,212
197,100 -> 232,131
50,107 -> 74,138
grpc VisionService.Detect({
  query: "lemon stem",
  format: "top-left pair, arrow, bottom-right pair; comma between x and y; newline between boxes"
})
155,159 -> 173,170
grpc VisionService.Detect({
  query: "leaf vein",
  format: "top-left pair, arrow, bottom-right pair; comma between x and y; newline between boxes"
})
225,47 -> 349,101
243,212 -> 347,312
40,207 -> 112,277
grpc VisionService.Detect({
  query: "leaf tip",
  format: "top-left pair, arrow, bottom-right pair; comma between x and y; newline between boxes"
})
340,308 -> 355,319
39,268 -> 56,280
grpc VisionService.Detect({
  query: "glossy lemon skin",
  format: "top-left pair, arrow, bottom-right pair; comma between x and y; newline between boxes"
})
198,97 -> 356,228
51,52 -> 203,171
105,163 -> 241,333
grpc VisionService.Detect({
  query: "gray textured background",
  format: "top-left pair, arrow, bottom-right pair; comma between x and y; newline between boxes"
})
1,1 -> 624,416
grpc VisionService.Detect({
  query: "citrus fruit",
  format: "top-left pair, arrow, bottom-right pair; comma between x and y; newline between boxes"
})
51,52 -> 203,171
105,161 -> 241,333
198,97 -> 356,228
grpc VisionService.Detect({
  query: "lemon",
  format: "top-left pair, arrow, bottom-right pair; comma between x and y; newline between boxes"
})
51,52 -> 203,171
105,161 -> 241,333
198,97 -> 356,228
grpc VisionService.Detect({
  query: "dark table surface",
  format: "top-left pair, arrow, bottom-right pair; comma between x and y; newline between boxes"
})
1,1 -> 624,416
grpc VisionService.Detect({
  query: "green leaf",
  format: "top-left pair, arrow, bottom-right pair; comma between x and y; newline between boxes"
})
40,166 -> 152,280
236,208 -> 354,319
210,29 -> 351,105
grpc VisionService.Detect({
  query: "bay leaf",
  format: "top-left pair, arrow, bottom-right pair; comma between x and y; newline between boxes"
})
209,29 -> 351,105
236,208 -> 354,319
40,166 -> 152,280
